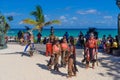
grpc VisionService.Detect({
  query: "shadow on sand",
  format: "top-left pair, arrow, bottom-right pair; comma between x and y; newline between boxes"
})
36,63 -> 67,77
76,60 -> 86,68
98,54 -> 120,80
37,50 -> 46,56
0,52 -> 30,57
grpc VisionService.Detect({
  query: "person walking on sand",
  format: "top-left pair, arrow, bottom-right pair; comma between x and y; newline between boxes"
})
85,33 -> 98,69
61,38 -> 69,67
23,31 -> 34,57
67,41 -> 77,78
47,40 -> 61,71
29,32 -> 35,57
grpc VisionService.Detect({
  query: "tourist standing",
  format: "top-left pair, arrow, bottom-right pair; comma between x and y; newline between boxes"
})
37,32 -> 42,43
78,31 -> 84,48
43,37 -> 47,44
17,30 -> 23,41
64,32 -> 69,43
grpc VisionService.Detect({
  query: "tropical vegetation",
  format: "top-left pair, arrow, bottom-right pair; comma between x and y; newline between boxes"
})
22,5 -> 60,32
0,15 -> 11,34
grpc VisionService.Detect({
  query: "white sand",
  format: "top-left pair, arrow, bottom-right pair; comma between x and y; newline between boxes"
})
0,44 -> 119,80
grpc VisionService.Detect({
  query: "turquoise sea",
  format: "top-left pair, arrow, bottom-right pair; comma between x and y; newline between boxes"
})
7,29 -> 117,39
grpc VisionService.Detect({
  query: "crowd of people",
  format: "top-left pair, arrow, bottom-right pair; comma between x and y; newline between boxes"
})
45,31 -> 98,78
16,29 -> 119,78
47,35 -> 77,78
100,35 -> 119,54
45,31 -> 119,78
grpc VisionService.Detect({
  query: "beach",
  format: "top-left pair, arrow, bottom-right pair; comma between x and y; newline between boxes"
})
0,43 -> 119,80
0,0 -> 119,79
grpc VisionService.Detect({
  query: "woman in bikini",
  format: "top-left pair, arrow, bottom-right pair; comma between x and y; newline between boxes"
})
67,41 -> 77,78
47,40 -> 61,71
61,38 -> 69,67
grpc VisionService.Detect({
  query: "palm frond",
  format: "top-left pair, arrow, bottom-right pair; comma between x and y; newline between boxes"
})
51,20 -> 61,24
34,23 -> 44,29
7,16 -> 13,21
31,5 -> 45,23
36,5 -> 45,23
44,20 -> 61,26
22,5 -> 60,32
22,18 -> 37,25
30,11 -> 37,19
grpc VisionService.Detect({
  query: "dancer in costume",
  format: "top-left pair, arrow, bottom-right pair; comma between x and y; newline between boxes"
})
47,40 -> 61,71
67,41 -> 77,78
85,33 -> 98,69
61,38 -> 69,67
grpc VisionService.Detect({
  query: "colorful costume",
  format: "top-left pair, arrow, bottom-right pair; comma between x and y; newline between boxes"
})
61,43 -> 69,67
46,43 -> 52,56
47,44 -> 60,71
85,38 -> 97,68
67,45 -> 76,77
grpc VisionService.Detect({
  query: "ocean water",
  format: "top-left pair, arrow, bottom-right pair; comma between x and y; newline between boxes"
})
7,29 -> 117,39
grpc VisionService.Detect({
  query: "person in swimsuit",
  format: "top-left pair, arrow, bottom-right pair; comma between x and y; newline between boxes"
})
85,33 -> 98,69
61,38 -> 69,67
47,40 -> 61,71
67,41 -> 77,78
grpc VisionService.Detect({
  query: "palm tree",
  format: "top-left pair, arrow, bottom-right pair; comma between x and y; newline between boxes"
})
1,16 -> 10,34
22,5 -> 60,32
3,15 -> 13,34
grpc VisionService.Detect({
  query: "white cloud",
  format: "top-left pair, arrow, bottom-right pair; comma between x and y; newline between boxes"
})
4,12 -> 22,16
71,17 -> 78,20
44,14 -> 50,21
77,11 -> 87,15
63,19 -> 68,22
77,9 -> 97,15
19,21 -> 23,24
44,15 -> 47,18
60,16 -> 66,20
59,15 -> 68,22
103,16 -> 113,19
86,9 -> 97,13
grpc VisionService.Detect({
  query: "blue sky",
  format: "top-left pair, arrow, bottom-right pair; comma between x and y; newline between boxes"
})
0,0 -> 119,29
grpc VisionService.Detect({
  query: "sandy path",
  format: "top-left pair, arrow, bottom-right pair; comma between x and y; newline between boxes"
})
0,44 -> 119,80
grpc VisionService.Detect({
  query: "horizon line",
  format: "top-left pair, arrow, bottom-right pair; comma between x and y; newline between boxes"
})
10,27 -> 117,30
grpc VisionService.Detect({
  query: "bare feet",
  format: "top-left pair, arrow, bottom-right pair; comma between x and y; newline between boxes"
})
66,75 -> 72,78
